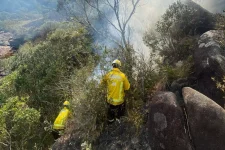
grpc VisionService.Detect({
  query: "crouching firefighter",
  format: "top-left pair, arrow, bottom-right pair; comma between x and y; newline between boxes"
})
52,100 -> 72,140
101,59 -> 130,124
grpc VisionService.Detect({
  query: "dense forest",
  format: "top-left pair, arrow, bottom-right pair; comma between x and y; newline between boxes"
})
0,0 -> 225,150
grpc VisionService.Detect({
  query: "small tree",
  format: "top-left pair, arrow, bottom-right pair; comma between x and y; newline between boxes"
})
143,1 -> 207,65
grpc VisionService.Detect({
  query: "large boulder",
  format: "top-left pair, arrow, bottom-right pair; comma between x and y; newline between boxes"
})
194,30 -> 225,106
147,91 -> 192,150
182,87 -> 225,150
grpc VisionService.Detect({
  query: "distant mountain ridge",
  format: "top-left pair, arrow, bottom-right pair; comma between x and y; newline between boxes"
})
0,0 -> 56,13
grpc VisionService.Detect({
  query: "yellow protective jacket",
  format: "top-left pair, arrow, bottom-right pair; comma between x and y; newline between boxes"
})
102,68 -> 130,106
53,107 -> 71,130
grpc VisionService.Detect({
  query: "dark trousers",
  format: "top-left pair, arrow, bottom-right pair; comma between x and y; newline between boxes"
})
107,103 -> 125,123
52,129 -> 63,140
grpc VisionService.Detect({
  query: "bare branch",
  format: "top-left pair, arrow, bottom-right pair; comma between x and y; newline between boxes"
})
60,0 -> 140,49
82,1 -> 98,32
113,0 -> 123,32
106,0 -> 113,9
0,142 -> 8,147
85,0 -> 122,34
110,0 -> 140,47
123,0 -> 140,30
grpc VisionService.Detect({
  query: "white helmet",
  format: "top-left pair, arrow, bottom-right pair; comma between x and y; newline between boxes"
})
112,59 -> 121,67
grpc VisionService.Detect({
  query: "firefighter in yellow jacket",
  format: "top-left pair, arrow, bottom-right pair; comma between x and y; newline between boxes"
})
52,100 -> 71,139
102,59 -> 130,123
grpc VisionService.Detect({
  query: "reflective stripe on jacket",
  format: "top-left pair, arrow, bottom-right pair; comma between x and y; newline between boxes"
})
53,107 -> 71,130
102,68 -> 130,106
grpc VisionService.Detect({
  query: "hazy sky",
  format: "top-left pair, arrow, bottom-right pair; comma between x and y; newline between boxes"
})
192,0 -> 225,13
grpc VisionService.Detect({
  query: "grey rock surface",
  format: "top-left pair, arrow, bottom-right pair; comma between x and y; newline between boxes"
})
194,30 -> 225,106
183,87 -> 225,150
147,91 -> 192,150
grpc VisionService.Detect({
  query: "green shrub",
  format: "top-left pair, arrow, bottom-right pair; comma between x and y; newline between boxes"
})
215,13 -> 225,30
213,76 -> 225,103
9,23 -> 94,118
160,56 -> 193,84
56,62 -> 107,142
0,23 -> 96,148
0,70 -> 18,104
0,96 -> 40,150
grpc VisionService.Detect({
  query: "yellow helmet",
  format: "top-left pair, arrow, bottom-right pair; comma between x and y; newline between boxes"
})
112,59 -> 121,67
63,100 -> 70,106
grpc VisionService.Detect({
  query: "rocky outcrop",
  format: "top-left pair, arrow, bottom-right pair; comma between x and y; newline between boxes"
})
0,31 -> 13,46
182,87 -> 225,150
194,30 -> 225,106
147,92 -> 192,150
0,31 -> 13,59
147,87 -> 225,150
